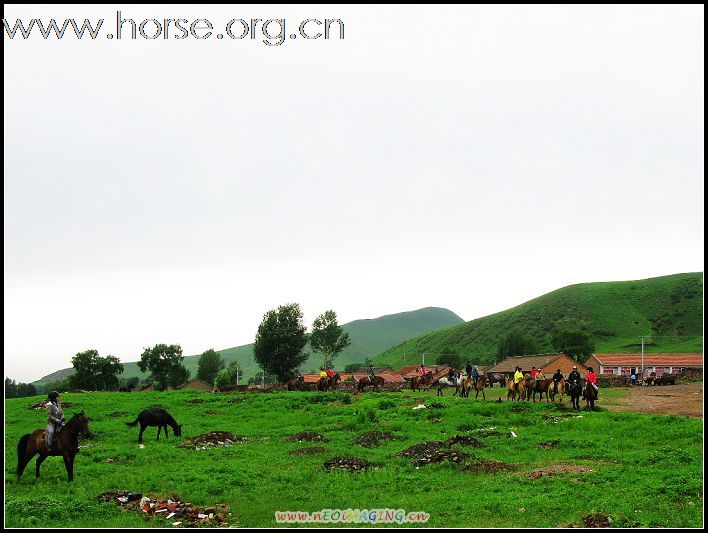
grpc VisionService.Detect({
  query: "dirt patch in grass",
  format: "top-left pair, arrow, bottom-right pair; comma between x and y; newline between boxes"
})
97,491 -> 231,527
290,446 -> 327,456
582,512 -> 612,527
108,412 -> 128,417
205,410 -> 223,415
604,381 -> 703,418
447,435 -> 485,448
356,431 -> 394,447
539,440 -> 560,450
397,441 -> 468,466
29,401 -> 73,410
286,431 -> 329,443
188,398 -> 205,404
227,397 -> 245,404
178,431 -> 245,450
460,460 -> 518,473
324,456 -> 372,471
524,464 -> 594,480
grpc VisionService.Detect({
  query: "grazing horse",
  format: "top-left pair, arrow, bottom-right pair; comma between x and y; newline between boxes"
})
357,375 -> 385,392
126,408 -> 182,443
507,378 -> 525,401
549,379 -> 566,403
583,382 -> 598,410
410,372 -> 434,392
532,379 -> 552,402
568,381 -> 582,411
17,411 -> 91,482
317,373 -> 341,392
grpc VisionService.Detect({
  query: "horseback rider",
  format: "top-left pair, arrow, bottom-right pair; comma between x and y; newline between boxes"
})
535,368 -> 545,386
325,367 -> 335,379
552,368 -> 564,394
465,362 -> 473,380
568,365 -> 582,387
45,391 -> 65,453
530,366 -> 538,380
585,366 -> 598,398
368,365 -> 376,382
471,365 -> 480,387
447,367 -> 457,386
513,367 -> 524,392
295,369 -> 304,388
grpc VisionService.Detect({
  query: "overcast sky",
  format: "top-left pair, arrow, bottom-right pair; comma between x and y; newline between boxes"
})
4,5 -> 704,382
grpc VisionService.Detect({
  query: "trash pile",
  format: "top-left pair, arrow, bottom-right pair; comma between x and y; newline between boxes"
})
397,441 -> 468,466
286,431 -> 330,443
355,431 -> 394,448
178,431 -> 245,450
290,446 -> 327,456
323,456 -> 372,471
97,491 -> 232,527
460,460 -> 518,473
447,435 -> 485,448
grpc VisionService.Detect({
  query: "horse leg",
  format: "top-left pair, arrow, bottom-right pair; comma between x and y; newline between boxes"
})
35,453 -> 47,478
156,425 -> 161,440
139,425 -> 145,443
165,425 -> 169,439
17,449 -> 36,479
63,454 -> 74,482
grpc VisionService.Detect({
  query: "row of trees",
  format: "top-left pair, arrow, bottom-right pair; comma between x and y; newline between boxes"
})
253,304 -> 350,382
5,378 -> 37,398
495,328 -> 595,361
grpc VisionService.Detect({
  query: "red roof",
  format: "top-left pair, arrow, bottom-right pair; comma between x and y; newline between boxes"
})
589,353 -> 703,367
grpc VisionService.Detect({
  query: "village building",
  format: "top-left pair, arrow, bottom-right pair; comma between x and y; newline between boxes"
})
486,354 -> 589,377
582,353 -> 703,378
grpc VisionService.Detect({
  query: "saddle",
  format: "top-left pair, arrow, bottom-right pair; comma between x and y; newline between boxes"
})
42,424 -> 63,449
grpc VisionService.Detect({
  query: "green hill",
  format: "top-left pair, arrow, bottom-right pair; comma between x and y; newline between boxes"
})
373,273 -> 703,369
32,307 -> 464,388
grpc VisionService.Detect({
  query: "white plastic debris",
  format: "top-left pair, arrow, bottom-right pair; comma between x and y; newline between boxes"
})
117,497 -> 129,504
166,512 -> 176,519
412,404 -> 427,410
509,431 -> 518,438
138,444 -> 145,449
172,522 -> 182,526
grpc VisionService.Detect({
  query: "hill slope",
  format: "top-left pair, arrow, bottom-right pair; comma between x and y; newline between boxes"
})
373,273 -> 703,369
33,307 -> 464,387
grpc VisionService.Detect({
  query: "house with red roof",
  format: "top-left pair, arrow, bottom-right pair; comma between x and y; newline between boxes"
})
583,353 -> 703,378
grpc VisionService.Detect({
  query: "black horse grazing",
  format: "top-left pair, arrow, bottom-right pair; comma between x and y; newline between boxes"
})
568,381 -> 582,411
17,411 -> 91,482
127,408 -> 182,443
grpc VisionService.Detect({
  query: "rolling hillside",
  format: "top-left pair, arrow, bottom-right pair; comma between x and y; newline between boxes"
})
373,273 -> 703,370
32,307 -> 464,388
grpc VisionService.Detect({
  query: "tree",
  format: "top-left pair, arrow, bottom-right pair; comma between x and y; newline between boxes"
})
436,352 -> 463,369
552,330 -> 595,361
5,377 -> 18,398
214,361 -> 243,388
197,349 -> 225,385
70,349 -> 124,390
17,382 -> 37,397
310,310 -> 351,369
138,344 -> 189,390
497,329 -> 538,360
253,303 -> 309,382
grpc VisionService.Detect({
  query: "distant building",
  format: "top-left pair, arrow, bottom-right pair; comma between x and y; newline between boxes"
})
583,353 -> 703,377
487,354 -> 588,377
177,378 -> 215,392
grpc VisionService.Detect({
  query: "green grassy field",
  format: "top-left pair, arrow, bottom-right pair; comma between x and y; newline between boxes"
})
32,307 -> 464,389
4,387 -> 702,528
375,273 -> 703,369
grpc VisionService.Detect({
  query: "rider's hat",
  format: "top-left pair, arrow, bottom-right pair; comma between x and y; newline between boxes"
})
573,365 -> 577,369
48,390 -> 59,400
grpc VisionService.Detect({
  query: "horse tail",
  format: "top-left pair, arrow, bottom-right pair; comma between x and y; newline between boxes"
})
126,417 -> 140,427
17,434 -> 31,474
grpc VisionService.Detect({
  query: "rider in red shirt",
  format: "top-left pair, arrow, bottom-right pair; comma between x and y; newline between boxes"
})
326,368 -> 334,378
585,367 -> 598,397
530,366 -> 538,379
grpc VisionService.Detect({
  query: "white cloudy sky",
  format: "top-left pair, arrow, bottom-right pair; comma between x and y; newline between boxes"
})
4,5 -> 704,382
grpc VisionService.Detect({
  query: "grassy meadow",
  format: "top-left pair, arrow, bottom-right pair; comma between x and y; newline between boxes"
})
4,386 -> 703,528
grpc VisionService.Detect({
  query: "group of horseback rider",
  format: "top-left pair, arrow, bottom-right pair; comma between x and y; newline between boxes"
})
511,364 -> 599,398
417,362 -> 482,387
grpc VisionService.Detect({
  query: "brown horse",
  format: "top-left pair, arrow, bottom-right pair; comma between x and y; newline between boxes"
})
286,378 -> 305,391
486,372 -> 507,388
410,372 -> 434,392
568,380 -> 582,410
532,379 -> 552,402
317,373 -> 341,392
471,374 -> 486,400
507,378 -> 525,401
358,375 -> 385,392
549,379 -> 566,403
17,411 -> 91,482
583,382 -> 598,410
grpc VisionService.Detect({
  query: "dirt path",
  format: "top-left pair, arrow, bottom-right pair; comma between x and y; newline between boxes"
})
603,381 -> 703,418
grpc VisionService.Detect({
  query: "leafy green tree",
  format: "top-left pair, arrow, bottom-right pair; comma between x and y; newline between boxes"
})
70,349 -> 124,390
310,310 -> 351,369
17,382 -> 37,397
138,344 -> 188,390
5,377 -> 18,398
552,329 -> 595,361
497,328 -> 538,359
344,362 -> 363,373
226,360 -> 241,383
436,352 -> 463,369
197,349 -> 225,385
253,303 -> 309,382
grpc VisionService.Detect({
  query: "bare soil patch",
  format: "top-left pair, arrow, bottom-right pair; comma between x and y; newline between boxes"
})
178,431 -> 245,450
397,441 -> 468,466
539,440 -> 560,450
523,464 -> 594,480
324,456 -> 372,471
447,435 -> 485,448
286,431 -> 329,443
356,431 -> 394,447
460,460 -> 518,473
604,382 -> 702,418
582,512 -> 612,527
